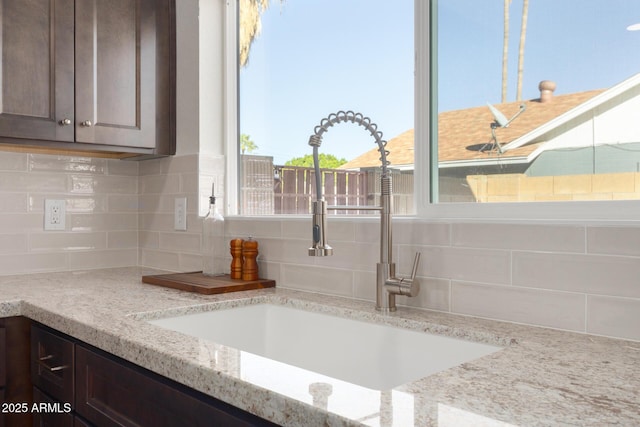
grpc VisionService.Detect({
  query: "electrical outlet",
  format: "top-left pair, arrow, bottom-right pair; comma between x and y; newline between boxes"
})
174,197 -> 187,231
44,199 -> 66,231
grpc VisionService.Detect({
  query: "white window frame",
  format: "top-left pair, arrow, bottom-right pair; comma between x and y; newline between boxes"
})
225,0 -> 640,223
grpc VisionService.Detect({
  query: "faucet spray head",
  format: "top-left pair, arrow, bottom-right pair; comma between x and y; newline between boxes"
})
308,200 -> 333,256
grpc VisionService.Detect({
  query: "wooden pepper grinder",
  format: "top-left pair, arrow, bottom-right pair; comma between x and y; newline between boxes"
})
241,238 -> 259,281
230,238 -> 244,279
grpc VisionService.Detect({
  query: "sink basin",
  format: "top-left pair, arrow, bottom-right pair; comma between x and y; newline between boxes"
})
148,303 -> 502,390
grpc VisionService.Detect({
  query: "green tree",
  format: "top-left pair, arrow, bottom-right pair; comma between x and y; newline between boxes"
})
241,134 -> 258,154
285,153 -> 347,169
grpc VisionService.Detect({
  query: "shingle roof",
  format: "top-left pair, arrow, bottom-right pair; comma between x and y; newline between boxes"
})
340,89 -> 604,169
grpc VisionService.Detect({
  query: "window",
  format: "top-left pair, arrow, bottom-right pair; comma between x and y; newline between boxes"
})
237,0 -> 414,215
433,0 -> 640,206
228,1 -> 640,221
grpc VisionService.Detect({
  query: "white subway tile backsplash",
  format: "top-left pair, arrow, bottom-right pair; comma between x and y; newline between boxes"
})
323,219 -> 356,243
107,230 -> 139,249
256,238 -> 285,263
256,261 -> 281,284
0,150 -> 638,341
95,175 -> 138,194
0,194 -> 28,213
68,196 -> 104,213
30,232 -> 107,252
0,252 -> 68,274
0,172 -> 63,193
281,219 -> 311,240
139,174 -> 181,195
68,249 -> 137,270
587,295 -> 640,341
393,220 -> 451,247
451,281 -> 586,332
140,249 -> 181,271
138,194 -> 164,213
281,239 -> 319,266
0,152 -> 28,171
71,213 -> 138,232
29,155 -> 107,174
179,252 -> 205,272
404,245 -> 512,285
398,277 -> 450,312
281,264 -> 353,296
452,223 -> 585,252
353,270 -> 376,301
139,213 -> 174,232
180,172 -> 199,194
138,230 -> 160,248
587,226 -> 640,257
105,159 -> 138,176
29,173 -> 69,192
354,220 -> 380,244
107,195 -> 139,212
225,218 -> 283,239
162,154 -> 199,174
138,157 -> 163,176
0,213 -> 42,233
513,251 -> 640,298
0,234 -> 27,254
314,241 -> 378,271
158,232 -> 201,253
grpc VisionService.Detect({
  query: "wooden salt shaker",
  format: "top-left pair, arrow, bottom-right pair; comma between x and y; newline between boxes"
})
241,239 -> 259,281
230,238 -> 244,279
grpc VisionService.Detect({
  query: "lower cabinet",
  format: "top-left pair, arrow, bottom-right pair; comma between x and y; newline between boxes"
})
31,322 -> 277,427
0,317 -> 32,427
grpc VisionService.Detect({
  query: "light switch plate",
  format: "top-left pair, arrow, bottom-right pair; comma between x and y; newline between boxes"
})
174,197 -> 187,231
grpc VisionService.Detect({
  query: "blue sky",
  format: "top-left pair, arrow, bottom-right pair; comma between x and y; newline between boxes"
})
240,0 -> 640,165
438,0 -> 640,112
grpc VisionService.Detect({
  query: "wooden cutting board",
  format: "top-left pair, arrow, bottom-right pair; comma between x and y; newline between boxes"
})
141,272 -> 275,295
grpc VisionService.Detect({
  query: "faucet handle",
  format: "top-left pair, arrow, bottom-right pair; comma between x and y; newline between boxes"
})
384,252 -> 421,298
409,252 -> 421,281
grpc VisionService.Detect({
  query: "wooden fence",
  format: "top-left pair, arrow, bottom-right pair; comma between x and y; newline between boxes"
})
274,166 -> 370,215
241,155 -> 414,215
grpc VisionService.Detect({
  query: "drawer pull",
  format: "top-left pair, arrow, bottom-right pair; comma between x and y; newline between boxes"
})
39,355 -> 68,372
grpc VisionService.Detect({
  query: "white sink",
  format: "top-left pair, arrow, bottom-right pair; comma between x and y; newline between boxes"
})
149,303 -> 502,390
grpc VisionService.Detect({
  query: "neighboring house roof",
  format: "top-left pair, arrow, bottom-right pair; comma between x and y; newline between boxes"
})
339,73 -> 640,170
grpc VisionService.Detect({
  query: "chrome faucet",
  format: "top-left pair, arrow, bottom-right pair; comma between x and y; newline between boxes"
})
307,110 -> 420,312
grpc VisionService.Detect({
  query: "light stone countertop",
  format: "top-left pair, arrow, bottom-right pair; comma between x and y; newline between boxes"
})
1,267 -> 638,426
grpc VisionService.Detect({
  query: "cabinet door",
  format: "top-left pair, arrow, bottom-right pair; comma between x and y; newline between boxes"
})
75,0 -> 159,149
0,0 -> 75,142
0,327 -> 5,388
1,317 -> 32,427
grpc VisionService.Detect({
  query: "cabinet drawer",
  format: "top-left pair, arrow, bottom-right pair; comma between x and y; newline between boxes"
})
31,325 -> 74,404
75,346 -> 275,427
32,387 -> 74,427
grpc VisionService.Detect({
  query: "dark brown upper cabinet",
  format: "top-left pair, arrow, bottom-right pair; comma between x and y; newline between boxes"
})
0,0 -> 176,159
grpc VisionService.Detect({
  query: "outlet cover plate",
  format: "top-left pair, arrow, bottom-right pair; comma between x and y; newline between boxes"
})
44,199 -> 66,231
